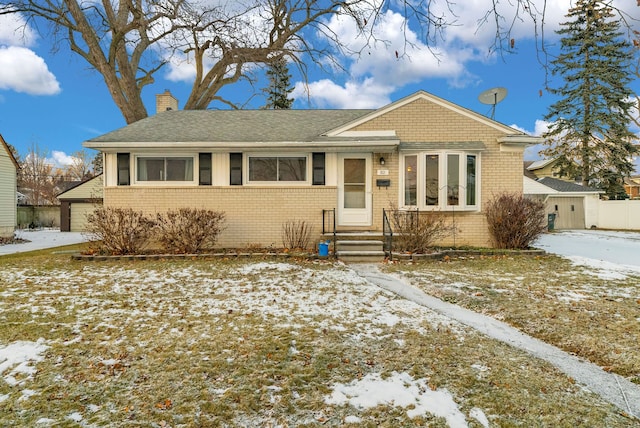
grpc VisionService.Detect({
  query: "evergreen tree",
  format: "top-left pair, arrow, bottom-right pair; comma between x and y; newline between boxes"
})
264,57 -> 294,110
543,0 -> 637,199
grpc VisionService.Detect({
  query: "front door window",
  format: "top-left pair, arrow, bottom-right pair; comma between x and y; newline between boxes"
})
343,159 -> 366,209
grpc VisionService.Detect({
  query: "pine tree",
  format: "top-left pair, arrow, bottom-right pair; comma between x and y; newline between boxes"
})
264,57 -> 294,110
543,0 -> 637,199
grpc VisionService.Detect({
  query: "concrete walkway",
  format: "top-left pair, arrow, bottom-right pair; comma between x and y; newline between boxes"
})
0,229 -> 87,256
350,264 -> 640,420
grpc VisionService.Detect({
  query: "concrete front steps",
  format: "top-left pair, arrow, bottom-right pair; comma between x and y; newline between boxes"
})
333,236 -> 386,263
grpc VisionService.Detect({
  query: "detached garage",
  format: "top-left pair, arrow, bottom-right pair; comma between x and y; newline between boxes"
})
57,174 -> 103,232
524,176 -> 602,230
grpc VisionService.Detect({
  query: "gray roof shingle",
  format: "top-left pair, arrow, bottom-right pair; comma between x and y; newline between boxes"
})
538,177 -> 602,193
88,109 -> 374,143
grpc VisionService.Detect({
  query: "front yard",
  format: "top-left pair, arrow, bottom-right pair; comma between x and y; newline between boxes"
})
383,254 -> 640,384
0,251 -> 636,426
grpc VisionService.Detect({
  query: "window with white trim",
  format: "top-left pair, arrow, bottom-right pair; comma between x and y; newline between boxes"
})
247,155 -> 308,183
135,156 -> 194,182
402,152 -> 479,210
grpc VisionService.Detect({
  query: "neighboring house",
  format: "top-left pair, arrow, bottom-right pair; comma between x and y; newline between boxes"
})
526,158 -> 560,179
623,176 -> 640,199
57,174 -> 104,232
0,134 -> 19,238
16,191 -> 27,205
524,175 -> 602,229
84,90 -> 540,249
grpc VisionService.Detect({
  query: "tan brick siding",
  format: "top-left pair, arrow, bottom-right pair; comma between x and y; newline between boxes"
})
363,99 -> 524,248
105,186 -> 336,248
103,97 -> 525,249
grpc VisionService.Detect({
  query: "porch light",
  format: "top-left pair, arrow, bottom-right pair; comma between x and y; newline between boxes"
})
379,156 -> 385,165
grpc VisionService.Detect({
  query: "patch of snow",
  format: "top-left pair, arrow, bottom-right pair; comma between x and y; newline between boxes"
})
62,336 -> 82,346
0,339 -> 48,386
565,256 -> 637,280
238,262 -> 297,275
87,404 -> 100,412
66,412 -> 83,422
0,394 -> 8,402
35,418 -> 56,425
556,291 -> 589,302
344,415 -> 362,423
19,389 -> 37,401
470,407 -> 490,427
535,231 -> 640,280
471,364 -> 489,372
373,313 -> 401,327
325,371 -> 469,427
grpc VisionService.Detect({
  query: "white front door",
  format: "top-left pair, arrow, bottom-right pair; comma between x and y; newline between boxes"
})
337,154 -> 372,226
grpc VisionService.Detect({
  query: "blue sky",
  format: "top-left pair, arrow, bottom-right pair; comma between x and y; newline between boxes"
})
0,0 -> 638,168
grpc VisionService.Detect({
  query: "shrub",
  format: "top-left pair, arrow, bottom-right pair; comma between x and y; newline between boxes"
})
154,208 -> 226,253
389,208 -> 453,253
85,207 -> 155,255
485,192 -> 547,249
281,219 -> 313,250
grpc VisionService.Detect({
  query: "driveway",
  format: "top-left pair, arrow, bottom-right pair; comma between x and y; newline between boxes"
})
534,229 -> 640,268
0,229 -> 87,256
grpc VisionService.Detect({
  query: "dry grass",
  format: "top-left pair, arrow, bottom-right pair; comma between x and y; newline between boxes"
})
383,254 -> 640,384
0,252 -> 635,426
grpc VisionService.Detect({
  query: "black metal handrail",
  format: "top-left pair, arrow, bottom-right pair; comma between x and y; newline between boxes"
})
322,208 -> 337,257
382,208 -> 393,261
383,208 -> 421,261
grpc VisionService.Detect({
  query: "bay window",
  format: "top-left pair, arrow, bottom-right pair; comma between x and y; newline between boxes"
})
402,152 -> 479,210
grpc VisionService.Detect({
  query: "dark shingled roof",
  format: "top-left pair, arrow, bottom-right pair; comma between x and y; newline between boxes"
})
88,109 -> 374,143
537,177 -> 602,193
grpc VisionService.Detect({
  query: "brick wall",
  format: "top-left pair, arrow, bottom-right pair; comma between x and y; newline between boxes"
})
105,186 -> 336,248
362,98 -> 524,248
103,97 -> 525,249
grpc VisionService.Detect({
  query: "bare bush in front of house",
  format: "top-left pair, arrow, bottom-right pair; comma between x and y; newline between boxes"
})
282,220 -> 313,250
390,207 -> 453,253
85,207 -> 155,255
485,192 -> 547,249
155,208 -> 226,253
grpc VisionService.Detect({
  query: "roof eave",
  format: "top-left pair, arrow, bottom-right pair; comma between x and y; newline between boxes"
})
83,140 -> 401,152
498,135 -> 543,152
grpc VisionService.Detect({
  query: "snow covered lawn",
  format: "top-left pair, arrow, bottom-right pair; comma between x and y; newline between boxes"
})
385,250 -> 640,385
0,255 -> 633,426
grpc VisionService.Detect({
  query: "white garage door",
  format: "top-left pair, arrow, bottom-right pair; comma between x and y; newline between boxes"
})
70,203 -> 97,232
548,197 -> 585,229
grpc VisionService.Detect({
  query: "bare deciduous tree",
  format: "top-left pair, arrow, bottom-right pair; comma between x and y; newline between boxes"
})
18,143 -> 57,205
62,149 -> 94,181
1,1 -> 637,125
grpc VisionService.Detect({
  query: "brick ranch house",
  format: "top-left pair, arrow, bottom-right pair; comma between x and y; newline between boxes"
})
83,90 -> 540,250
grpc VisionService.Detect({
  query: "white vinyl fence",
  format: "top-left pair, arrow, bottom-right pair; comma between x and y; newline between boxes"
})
595,200 -> 640,230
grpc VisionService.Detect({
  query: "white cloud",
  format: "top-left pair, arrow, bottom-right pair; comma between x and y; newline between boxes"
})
511,119 -> 551,137
294,78 -> 393,109
50,151 -> 75,168
0,13 -> 37,47
0,46 -> 60,95
295,9 -> 482,108
296,1 -> 640,109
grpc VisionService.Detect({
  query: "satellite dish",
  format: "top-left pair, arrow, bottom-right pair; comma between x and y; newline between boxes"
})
478,87 -> 507,120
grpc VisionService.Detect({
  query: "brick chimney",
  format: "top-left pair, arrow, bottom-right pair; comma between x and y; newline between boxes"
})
156,89 -> 178,114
